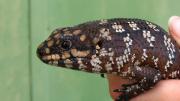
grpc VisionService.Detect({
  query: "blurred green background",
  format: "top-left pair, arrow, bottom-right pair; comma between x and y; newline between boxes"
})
0,0 -> 180,101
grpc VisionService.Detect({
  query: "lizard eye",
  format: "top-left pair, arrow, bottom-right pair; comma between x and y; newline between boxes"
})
61,40 -> 72,50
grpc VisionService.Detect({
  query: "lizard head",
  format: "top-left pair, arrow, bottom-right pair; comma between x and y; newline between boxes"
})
37,26 -> 102,72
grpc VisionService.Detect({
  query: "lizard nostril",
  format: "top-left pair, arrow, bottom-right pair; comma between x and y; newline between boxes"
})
37,47 -> 45,59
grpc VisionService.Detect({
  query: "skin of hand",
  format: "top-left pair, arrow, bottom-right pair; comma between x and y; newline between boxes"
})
107,16 -> 180,101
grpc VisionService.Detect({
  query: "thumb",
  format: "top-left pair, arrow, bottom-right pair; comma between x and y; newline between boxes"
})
168,16 -> 180,45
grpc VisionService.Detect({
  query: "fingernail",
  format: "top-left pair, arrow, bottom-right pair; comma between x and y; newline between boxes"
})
168,16 -> 180,38
168,16 -> 180,25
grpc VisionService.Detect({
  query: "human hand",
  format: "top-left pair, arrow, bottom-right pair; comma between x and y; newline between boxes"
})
107,16 -> 180,101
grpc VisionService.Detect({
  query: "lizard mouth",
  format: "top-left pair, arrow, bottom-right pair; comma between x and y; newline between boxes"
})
38,53 -> 89,68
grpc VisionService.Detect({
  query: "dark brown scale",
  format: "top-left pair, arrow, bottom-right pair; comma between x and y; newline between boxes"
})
37,18 -> 180,101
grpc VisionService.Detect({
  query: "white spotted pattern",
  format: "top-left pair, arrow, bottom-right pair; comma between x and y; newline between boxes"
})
169,71 -> 180,78
78,58 -> 87,70
112,22 -> 125,33
128,21 -> 140,30
131,54 -> 136,63
100,28 -> 111,40
99,48 -> 115,68
121,67 -> 131,77
90,55 -> 102,72
105,62 -> 113,72
99,19 -> 108,25
116,33 -> 133,72
165,60 -> 173,72
171,71 -> 177,78
153,73 -> 160,83
141,49 -> 148,61
143,30 -> 155,47
152,56 -> 159,68
164,35 -> 176,72
99,48 -> 114,57
146,21 -> 160,31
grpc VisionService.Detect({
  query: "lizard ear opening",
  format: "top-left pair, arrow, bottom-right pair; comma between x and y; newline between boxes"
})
92,37 -> 103,48
97,40 -> 103,48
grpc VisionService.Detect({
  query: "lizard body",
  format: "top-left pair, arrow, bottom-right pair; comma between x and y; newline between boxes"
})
37,18 -> 180,101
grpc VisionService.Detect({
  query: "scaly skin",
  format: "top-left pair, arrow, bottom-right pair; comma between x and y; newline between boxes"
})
37,18 -> 180,101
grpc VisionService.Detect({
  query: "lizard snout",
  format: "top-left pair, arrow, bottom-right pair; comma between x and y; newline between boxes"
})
36,46 -> 46,60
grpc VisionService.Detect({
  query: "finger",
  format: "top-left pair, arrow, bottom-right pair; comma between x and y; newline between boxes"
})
131,80 -> 180,101
168,16 -> 180,45
107,74 -> 132,99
